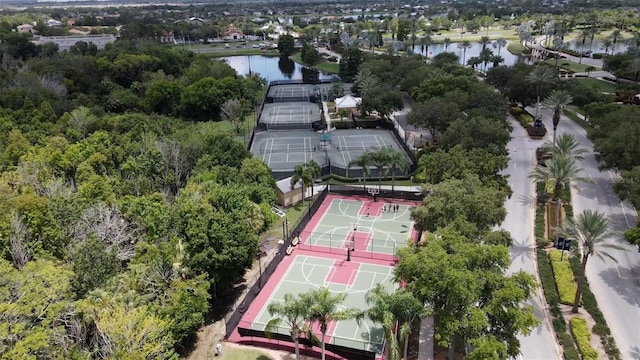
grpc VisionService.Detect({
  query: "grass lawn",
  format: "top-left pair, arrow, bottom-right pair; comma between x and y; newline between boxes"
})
507,41 -> 527,55
575,78 -> 618,93
564,108 -> 591,129
259,199 -> 308,243
202,49 -> 280,58
289,53 -> 339,74
218,346 -> 272,360
544,58 -> 600,73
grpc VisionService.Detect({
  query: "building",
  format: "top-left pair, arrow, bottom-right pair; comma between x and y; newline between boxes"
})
46,19 -> 64,27
223,25 -> 244,41
32,34 -> 116,51
17,24 -> 35,34
276,177 -> 315,207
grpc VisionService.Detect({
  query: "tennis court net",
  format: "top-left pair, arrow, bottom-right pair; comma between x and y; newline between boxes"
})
259,146 -> 319,154
267,108 -> 318,116
332,145 -> 393,151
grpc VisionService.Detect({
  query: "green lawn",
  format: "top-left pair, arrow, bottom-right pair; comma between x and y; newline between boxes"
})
544,58 -> 600,73
213,345 -> 272,360
289,52 -> 340,74
507,41 -> 527,55
575,78 -> 617,93
202,49 -> 280,58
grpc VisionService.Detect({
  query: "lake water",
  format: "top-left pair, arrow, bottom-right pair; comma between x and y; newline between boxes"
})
408,40 -> 531,68
562,38 -> 628,54
222,55 -> 336,82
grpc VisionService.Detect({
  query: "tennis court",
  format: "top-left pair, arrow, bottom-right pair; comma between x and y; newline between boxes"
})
267,84 -> 311,100
250,129 -> 410,178
259,102 -> 322,129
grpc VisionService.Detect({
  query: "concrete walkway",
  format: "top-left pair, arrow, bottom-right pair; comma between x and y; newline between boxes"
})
419,317 -> 435,359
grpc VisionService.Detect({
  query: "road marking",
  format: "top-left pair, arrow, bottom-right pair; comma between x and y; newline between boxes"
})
589,174 -> 593,181
621,203 -> 632,228
616,264 -> 631,280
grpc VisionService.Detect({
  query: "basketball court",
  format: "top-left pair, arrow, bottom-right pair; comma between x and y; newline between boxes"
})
231,194 -> 419,358
250,129 -> 409,176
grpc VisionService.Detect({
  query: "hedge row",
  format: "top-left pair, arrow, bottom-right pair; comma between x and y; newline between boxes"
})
570,317 -> 599,360
510,107 -> 547,139
534,181 -> 581,360
549,250 -> 578,305
537,249 -> 581,360
569,257 -> 621,360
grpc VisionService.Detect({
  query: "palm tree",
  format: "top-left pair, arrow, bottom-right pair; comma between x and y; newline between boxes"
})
467,56 -> 482,70
631,58 -> 640,91
553,37 -> 564,67
490,54 -> 505,67
479,48 -> 493,71
609,29 -> 622,53
265,293 -> 315,359
543,133 -> 587,160
354,69 -> 380,96
365,286 -> 399,360
542,89 -> 573,143
348,151 -> 372,192
291,164 -> 312,203
588,27 -> 599,54
457,40 -> 472,65
478,35 -> 491,50
302,287 -> 364,360
492,37 -> 507,56
578,28 -> 591,64
527,66 -> 556,121
529,154 -> 591,247
559,210 -> 625,313
420,35 -> 432,57
385,148 -> 410,195
601,38 -> 613,56
368,149 -> 391,191
443,37 -> 451,51
305,159 -> 322,198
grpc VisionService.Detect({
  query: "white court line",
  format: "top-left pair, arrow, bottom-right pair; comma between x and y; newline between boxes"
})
374,135 -> 383,148
252,255 -> 304,325
286,144 -> 290,162
339,136 -> 348,167
268,138 -> 274,165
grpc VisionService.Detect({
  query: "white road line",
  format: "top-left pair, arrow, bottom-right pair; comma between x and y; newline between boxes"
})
267,138 -> 274,165
621,203 -> 632,228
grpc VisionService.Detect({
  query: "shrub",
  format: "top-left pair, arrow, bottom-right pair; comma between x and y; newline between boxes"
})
548,250 -> 578,305
510,106 -> 523,115
327,56 -> 338,62
520,113 -> 534,124
526,124 -> 547,138
592,53 -> 604,59
570,318 -> 599,360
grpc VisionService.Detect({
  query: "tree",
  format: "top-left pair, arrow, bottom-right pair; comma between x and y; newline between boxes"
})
358,85 -> 403,120
457,40 -> 473,65
366,285 -> 427,360
71,237 -> 119,298
527,66 -> 556,121
559,210 -> 625,313
542,133 -> 586,160
348,151 -> 372,191
338,47 -> 364,82
542,90 -> 573,143
302,287 -> 363,360
492,38 -> 507,56
411,174 -> 508,233
220,98 -> 247,134
407,97 -> 461,142
601,38 -> 613,56
291,164 -> 312,202
478,36 -> 491,50
395,230 -> 538,359
385,148 -> 411,195
444,37 -> 451,51
529,155 -> 591,246
588,106 -> 640,171
278,34 -> 295,56
265,293 -> 314,360
609,29 -> 622,53
353,69 -> 380,96
439,116 -> 511,157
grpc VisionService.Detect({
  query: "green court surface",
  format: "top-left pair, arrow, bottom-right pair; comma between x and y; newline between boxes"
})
298,196 -> 418,260
251,254 -> 396,354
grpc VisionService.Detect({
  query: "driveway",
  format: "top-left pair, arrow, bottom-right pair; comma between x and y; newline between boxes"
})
533,107 -> 640,360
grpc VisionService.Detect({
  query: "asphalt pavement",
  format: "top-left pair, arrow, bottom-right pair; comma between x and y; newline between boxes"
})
532,107 -> 640,360
501,116 -> 562,360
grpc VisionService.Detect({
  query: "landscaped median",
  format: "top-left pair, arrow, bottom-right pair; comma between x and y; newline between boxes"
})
570,317 -> 599,360
510,106 -> 546,139
548,250 -> 578,306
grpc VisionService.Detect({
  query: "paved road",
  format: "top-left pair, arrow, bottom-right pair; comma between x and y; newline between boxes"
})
501,117 -> 562,360
533,107 -> 640,360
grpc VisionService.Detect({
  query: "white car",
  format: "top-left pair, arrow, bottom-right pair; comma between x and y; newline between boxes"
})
252,44 -> 261,48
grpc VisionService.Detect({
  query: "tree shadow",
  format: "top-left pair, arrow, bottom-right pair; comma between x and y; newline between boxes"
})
597,266 -> 640,307
509,236 -> 534,267
515,194 -> 536,208
629,345 -> 640,360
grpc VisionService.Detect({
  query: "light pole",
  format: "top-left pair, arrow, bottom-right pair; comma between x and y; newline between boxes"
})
258,256 -> 263,289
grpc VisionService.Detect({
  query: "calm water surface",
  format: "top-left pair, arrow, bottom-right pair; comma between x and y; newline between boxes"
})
222,55 -> 336,82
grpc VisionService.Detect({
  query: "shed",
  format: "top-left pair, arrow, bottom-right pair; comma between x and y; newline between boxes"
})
335,95 -> 361,114
276,177 -> 304,207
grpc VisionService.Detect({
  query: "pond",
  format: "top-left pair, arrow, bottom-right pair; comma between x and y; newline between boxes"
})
408,40 -> 531,69
562,38 -> 628,54
222,55 -> 337,82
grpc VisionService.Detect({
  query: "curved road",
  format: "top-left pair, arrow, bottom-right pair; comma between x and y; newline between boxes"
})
531,106 -> 640,360
501,117 -> 562,360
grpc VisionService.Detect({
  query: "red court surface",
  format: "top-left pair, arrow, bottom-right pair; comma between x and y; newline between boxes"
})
358,200 -> 383,217
345,230 -> 372,251
326,260 -> 360,285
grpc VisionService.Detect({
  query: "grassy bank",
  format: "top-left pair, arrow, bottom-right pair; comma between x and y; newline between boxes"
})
202,49 -> 280,58
543,58 -> 601,73
507,41 -> 527,55
575,78 -> 618,93
289,52 -> 340,74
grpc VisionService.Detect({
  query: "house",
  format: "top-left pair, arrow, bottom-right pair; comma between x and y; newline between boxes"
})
32,34 -> 116,51
335,95 -> 362,115
46,19 -> 64,27
223,25 -> 244,41
17,24 -> 35,34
